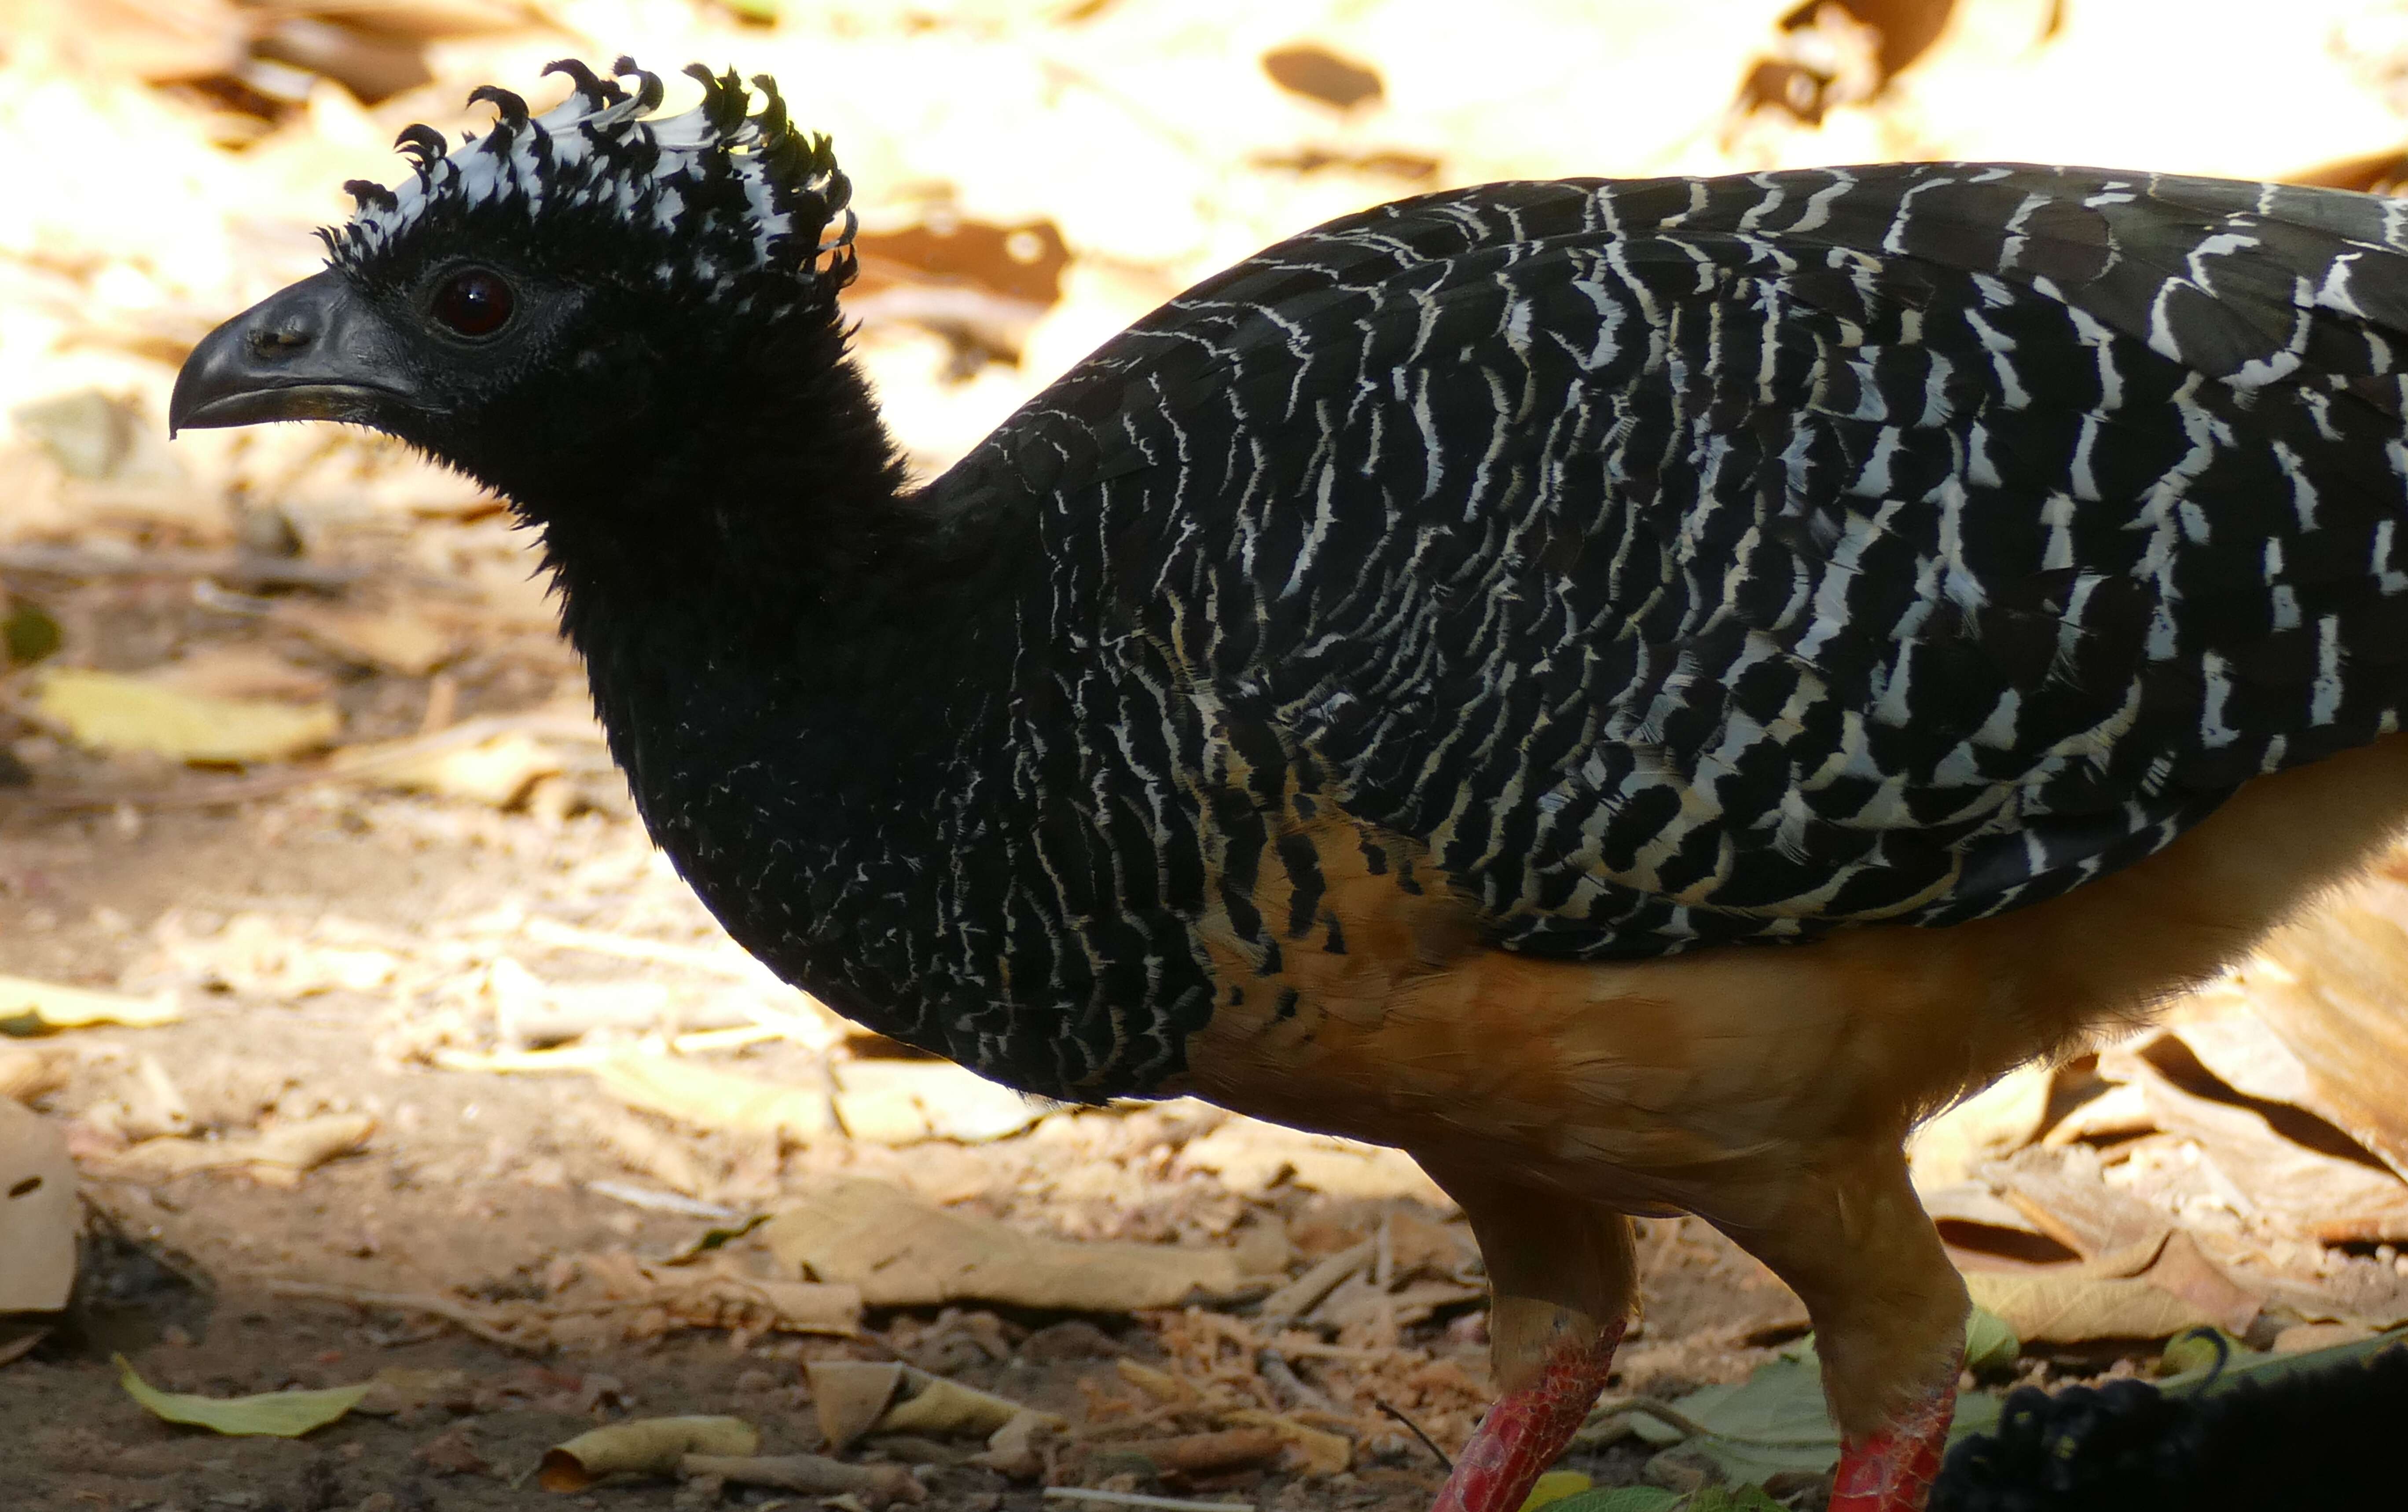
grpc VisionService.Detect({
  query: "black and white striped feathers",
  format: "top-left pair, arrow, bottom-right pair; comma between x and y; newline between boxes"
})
364,110 -> 2408,1096
914,161 -> 2408,1008
323,59 -> 854,307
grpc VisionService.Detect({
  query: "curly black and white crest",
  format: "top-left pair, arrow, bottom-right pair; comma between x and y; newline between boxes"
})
322,58 -> 856,298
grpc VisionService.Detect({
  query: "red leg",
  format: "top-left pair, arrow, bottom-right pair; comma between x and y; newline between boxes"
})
1431,1317 -> 1627,1512
1828,1373 -> 1956,1512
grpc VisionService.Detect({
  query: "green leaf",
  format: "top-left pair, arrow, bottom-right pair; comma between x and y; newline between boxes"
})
114,1354 -> 371,1437
1545,1488 -> 1682,1512
1964,1304 -> 2021,1373
1687,1489 -> 1789,1512
1646,1338 -> 2005,1487
2157,1325 -> 2407,1397
3,602 -> 60,664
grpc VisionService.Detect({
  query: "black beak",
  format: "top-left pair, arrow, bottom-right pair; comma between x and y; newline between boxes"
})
170,270 -> 415,436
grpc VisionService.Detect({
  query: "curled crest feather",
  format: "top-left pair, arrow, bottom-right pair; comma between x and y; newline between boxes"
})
320,58 -> 856,303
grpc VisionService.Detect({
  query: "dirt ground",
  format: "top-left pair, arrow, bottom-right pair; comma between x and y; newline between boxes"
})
15,3 -> 2408,1508
0,697 -> 1811,1512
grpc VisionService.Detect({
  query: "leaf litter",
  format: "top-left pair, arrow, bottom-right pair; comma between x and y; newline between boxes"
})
14,2 -> 2408,1509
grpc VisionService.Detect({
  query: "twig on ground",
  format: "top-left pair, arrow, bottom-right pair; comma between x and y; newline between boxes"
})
266,1278 -> 539,1353
1257,1347 -> 1336,1413
1376,1398 -> 1454,1471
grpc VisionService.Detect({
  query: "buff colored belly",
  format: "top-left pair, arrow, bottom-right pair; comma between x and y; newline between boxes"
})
1168,736 -> 2408,1231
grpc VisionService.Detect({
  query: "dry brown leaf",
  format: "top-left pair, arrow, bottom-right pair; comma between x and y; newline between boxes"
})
373,730 -> 564,808
0,1099 -> 76,1312
572,1251 -> 861,1338
1176,1120 -> 1449,1205
764,1178 -> 1248,1311
1908,1064 -> 2055,1185
99,1112 -> 374,1182
274,601 -> 456,675
591,1054 -> 835,1143
150,646 -> 336,703
2139,1230 -> 2264,1336
2133,1062 -> 2408,1242
2224,882 -> 2408,1180
879,1371 -> 1052,1439
2040,1080 -> 2155,1147
1988,1146 -> 2172,1261
804,1358 -> 1058,1453
0,975 -> 179,1032
1964,1270 -> 2220,1344
971,1408 -> 1059,1479
0,1044 -> 74,1105
33,668 -> 339,763
807,1360 -> 904,1451
830,1058 -> 1037,1145
540,1416 -> 757,1490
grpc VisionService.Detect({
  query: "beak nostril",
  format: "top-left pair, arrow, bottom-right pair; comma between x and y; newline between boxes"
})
251,326 -> 313,355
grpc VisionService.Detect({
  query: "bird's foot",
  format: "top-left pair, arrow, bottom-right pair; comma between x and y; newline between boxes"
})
1431,1317 -> 1627,1512
1828,1373 -> 1956,1512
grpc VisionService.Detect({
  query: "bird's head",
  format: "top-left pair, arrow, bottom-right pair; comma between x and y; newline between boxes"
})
172,58 -> 866,514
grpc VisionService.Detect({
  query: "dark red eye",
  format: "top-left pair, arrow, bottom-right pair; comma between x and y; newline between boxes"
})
431,268 -> 514,337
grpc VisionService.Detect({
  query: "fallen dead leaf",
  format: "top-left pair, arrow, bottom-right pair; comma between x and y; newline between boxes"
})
568,1250 -> 861,1338
831,1057 -> 1038,1144
0,974 -> 180,1032
33,668 -> 339,763
2137,1230 -> 2264,1337
148,645 -> 336,703
592,1053 -> 836,1143
372,729 -> 564,807
2130,1058 -> 2408,1243
808,1360 -> 907,1451
1964,1270 -> 2223,1344
882,1371 -> 1057,1439
99,1112 -> 374,1183
114,1353 -> 371,1437
0,1043 -> 73,1104
2232,873 -> 2408,1179
2039,1079 -> 2154,1147
0,1099 -> 76,1312
273,600 -> 457,675
540,1416 -> 759,1491
765,1177 -> 1251,1311
805,1358 -> 1058,1452
1177,1120 -> 1450,1205
1987,1146 -> 2171,1261
1908,1065 -> 2054,1185
972,1408 -> 1061,1479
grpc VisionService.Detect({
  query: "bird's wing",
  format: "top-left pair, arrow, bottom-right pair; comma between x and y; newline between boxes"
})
940,165 -> 2408,958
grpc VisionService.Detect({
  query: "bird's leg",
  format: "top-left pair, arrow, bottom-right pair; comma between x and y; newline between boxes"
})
1421,1164 -> 1637,1512
1708,1139 -> 1968,1512
1828,1367 -> 1957,1512
1433,1307 -> 1628,1512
